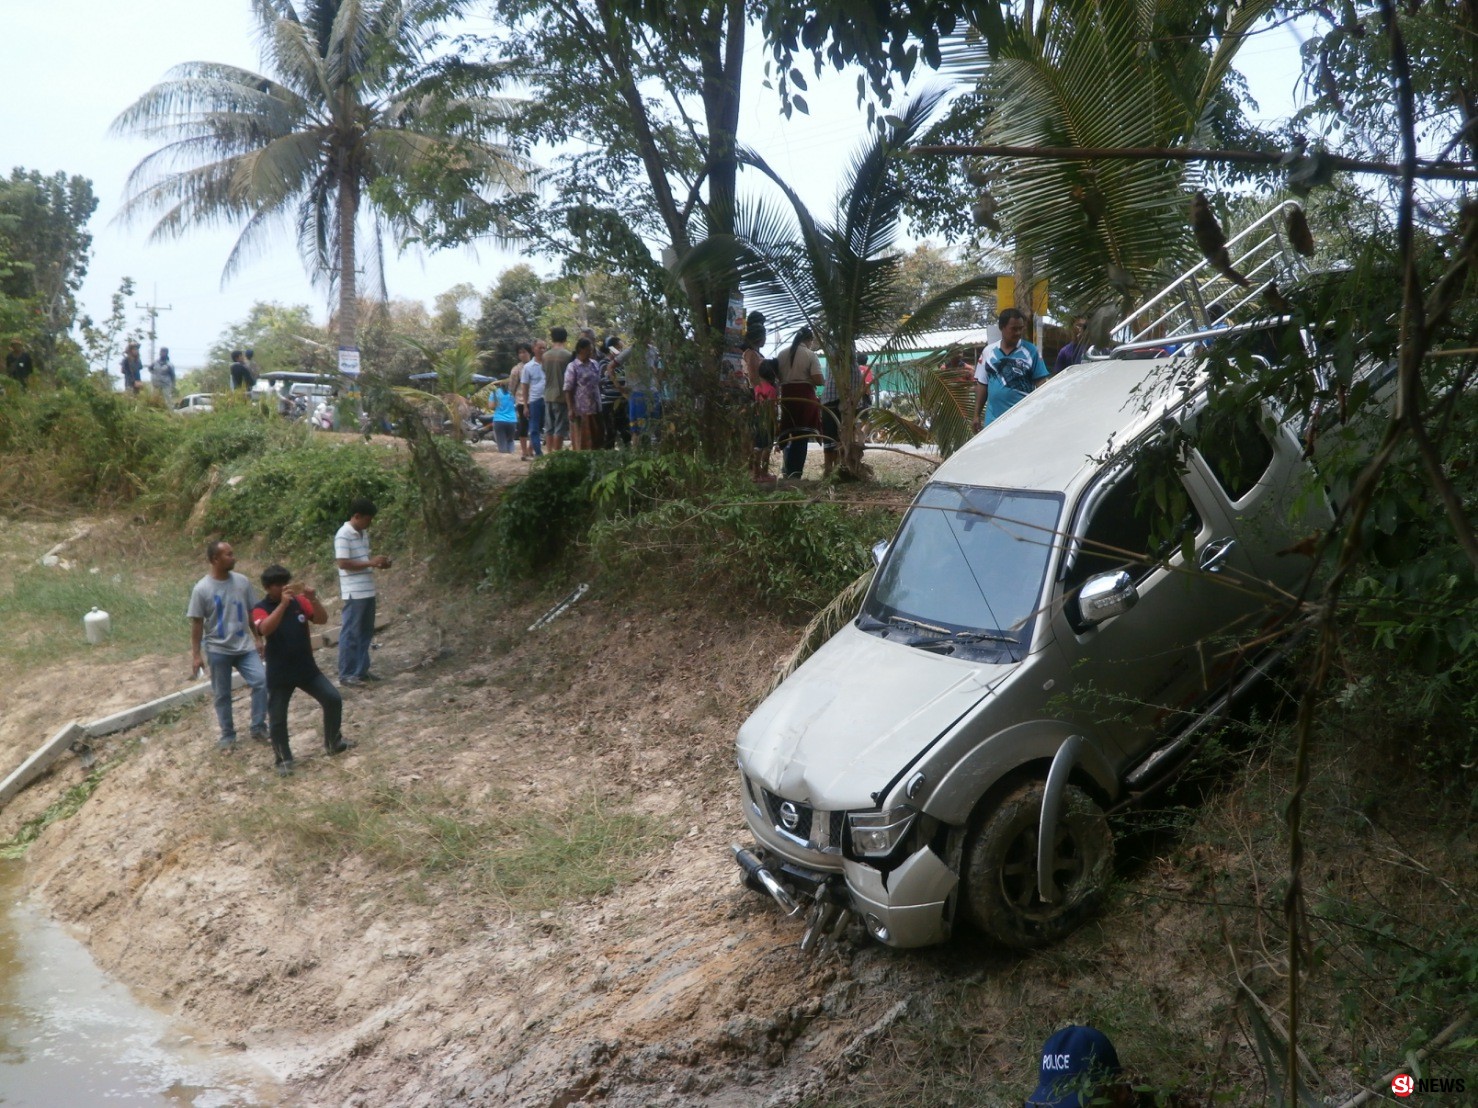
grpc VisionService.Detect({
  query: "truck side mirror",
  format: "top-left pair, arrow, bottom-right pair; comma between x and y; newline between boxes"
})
871,539 -> 890,566
1077,570 -> 1138,625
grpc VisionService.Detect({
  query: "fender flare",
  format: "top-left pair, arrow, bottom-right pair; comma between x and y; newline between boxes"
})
1039,735 -> 1083,904
908,720 -> 1119,827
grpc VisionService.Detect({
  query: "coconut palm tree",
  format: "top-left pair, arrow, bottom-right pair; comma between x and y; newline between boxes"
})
112,0 -> 527,353
684,87 -> 997,477
945,0 -> 1277,315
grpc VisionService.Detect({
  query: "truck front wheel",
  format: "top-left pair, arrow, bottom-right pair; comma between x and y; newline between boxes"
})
960,781 -> 1113,949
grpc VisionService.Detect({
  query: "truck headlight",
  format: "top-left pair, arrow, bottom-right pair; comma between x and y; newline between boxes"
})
848,807 -> 917,859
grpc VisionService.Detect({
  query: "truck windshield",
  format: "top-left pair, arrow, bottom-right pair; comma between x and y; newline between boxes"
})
862,484 -> 1062,650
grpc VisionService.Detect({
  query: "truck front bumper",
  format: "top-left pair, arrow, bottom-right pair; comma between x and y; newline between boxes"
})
731,838 -> 957,949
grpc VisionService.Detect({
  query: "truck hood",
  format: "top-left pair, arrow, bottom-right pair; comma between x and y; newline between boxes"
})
738,623 -> 1013,811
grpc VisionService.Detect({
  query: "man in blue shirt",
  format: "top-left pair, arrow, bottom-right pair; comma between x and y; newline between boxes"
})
972,307 -> 1049,430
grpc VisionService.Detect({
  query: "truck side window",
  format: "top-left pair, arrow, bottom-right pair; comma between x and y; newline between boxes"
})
1066,465 -> 1203,595
1197,407 -> 1274,501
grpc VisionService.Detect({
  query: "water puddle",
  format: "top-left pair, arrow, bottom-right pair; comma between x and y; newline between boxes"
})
0,860 -> 279,1106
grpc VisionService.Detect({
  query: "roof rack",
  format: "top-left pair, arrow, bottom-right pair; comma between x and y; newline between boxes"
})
1111,200 -> 1311,352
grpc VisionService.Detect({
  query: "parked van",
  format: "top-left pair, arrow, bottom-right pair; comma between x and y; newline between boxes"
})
731,202 -> 1366,951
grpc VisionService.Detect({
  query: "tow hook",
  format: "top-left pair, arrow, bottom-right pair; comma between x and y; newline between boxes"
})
731,844 -> 801,916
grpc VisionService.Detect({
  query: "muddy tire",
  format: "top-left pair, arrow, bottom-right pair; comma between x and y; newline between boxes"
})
960,781 -> 1113,950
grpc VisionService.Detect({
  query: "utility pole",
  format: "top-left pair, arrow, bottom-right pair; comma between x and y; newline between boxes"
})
135,286 -> 173,366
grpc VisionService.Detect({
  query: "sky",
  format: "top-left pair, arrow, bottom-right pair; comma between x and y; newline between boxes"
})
2,1 -> 1313,377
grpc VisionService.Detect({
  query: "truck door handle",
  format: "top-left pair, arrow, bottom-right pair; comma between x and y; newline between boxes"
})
1199,536 -> 1237,573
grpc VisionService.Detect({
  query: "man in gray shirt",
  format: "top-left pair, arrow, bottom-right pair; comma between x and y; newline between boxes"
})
188,540 -> 268,751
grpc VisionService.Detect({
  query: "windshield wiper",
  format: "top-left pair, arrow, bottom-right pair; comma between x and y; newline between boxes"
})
946,630 -> 1020,645
885,615 -> 953,636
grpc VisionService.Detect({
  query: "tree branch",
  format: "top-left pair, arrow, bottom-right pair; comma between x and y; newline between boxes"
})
909,142 -> 1478,183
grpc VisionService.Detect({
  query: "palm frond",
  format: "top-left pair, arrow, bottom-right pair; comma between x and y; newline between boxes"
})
936,0 -> 1276,312
113,0 -> 528,342
865,405 -> 932,448
767,569 -> 875,696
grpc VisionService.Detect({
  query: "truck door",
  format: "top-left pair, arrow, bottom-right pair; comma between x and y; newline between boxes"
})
1189,402 -> 1334,600
1050,448 -> 1276,759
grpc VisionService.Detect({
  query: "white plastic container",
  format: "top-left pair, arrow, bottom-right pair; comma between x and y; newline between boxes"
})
83,607 -> 111,645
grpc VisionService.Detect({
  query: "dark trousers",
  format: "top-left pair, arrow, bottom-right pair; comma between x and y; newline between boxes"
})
600,402 -> 631,448
267,673 -> 342,764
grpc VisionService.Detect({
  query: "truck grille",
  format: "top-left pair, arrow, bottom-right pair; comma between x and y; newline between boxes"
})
747,777 -> 842,854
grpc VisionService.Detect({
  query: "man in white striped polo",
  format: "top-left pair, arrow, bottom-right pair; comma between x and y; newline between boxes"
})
334,498 -> 392,685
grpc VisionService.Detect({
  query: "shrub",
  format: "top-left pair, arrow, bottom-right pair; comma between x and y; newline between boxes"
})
146,403 -> 311,519
0,379 -> 180,509
475,449 -> 630,582
589,472 -> 892,612
203,439 -> 410,562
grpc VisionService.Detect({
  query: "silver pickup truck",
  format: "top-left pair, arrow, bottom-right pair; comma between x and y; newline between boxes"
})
731,202 -> 1364,952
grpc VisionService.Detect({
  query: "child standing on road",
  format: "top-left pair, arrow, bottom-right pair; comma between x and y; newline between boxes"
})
251,565 -> 352,776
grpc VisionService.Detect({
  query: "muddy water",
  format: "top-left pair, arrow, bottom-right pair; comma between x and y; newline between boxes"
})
0,861 -> 278,1107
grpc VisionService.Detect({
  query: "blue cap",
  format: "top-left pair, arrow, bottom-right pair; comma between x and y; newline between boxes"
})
1025,1025 -> 1122,1108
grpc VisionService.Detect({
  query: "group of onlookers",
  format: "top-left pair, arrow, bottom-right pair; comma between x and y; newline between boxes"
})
739,314 -> 875,481
118,341 -> 179,401
734,306 -> 1089,481
496,326 -> 642,458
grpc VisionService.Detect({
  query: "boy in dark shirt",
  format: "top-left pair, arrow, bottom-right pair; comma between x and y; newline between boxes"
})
250,565 -> 351,776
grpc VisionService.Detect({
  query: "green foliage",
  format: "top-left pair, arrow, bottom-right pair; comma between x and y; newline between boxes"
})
0,759 -> 120,860
77,277 -> 142,376
589,464 -> 892,612
413,0 -> 745,344
202,438 -> 408,562
0,167 -> 97,356
1297,1 -> 1478,174
145,401 -> 311,518
402,331 -> 489,398
948,0 -> 1275,312
476,449 -> 629,582
682,88 -> 997,470
204,301 -> 335,379
0,377 -> 177,509
887,242 -> 994,330
477,447 -> 891,610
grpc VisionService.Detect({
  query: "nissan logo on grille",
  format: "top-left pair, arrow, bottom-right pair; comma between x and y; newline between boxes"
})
778,801 -> 801,831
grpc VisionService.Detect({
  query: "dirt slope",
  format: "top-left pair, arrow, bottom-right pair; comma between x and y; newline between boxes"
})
8,504 -> 1457,1106
6,541 -> 957,1106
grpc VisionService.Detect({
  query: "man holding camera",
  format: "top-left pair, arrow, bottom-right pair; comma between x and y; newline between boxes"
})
334,498 -> 392,686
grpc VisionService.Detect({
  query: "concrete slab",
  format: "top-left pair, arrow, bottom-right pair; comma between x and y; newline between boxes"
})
0,674 -> 256,810
83,681 -> 217,738
0,722 -> 88,807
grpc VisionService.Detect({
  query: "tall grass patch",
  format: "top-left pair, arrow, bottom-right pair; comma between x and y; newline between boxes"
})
223,783 -> 669,911
0,561 -> 200,666
0,382 -> 181,511
470,449 -> 634,583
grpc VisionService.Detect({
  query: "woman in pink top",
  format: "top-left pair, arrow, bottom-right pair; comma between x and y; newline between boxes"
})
563,336 -> 603,451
